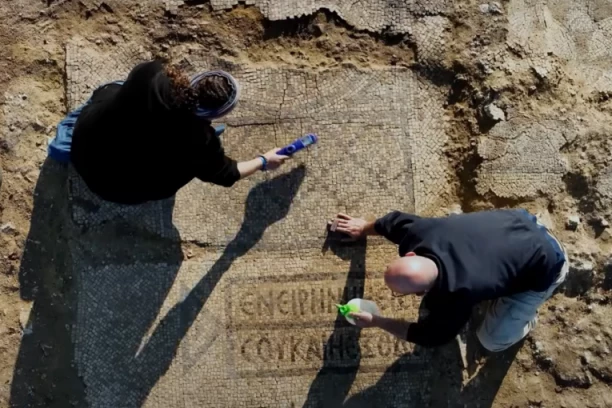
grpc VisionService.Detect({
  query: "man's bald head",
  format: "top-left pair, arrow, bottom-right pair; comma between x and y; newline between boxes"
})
384,252 -> 439,295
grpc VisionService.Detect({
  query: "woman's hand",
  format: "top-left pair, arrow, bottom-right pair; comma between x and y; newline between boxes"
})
238,148 -> 289,179
263,148 -> 289,171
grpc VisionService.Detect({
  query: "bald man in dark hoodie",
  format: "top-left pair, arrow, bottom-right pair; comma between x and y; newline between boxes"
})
329,209 -> 568,352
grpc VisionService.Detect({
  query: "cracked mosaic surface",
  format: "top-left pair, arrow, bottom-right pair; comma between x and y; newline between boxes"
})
508,0 -> 612,92
477,118 -> 573,198
210,0 -> 452,34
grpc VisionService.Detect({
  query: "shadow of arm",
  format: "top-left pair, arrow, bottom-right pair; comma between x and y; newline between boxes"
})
132,166 -> 306,400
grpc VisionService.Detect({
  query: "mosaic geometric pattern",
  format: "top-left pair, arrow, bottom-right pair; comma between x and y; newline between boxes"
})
66,37 -> 151,111
411,15 -> 451,63
508,0 -> 612,92
66,39 -> 450,244
172,58 -> 419,248
64,37 -> 447,407
477,118 -> 572,198
209,0 -> 452,34
69,172 -> 177,237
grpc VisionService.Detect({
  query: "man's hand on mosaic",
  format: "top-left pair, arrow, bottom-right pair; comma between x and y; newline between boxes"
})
328,213 -> 373,240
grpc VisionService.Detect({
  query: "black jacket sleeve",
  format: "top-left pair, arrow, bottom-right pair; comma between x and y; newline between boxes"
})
405,302 -> 472,347
199,154 -> 240,187
374,211 -> 421,246
194,129 -> 241,187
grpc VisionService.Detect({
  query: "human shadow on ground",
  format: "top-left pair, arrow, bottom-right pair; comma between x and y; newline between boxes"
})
304,286 -> 522,407
451,304 -> 524,407
129,165 -> 306,406
10,159 -> 88,407
457,336 -> 523,408
10,163 -> 306,407
302,236 -> 367,408
341,319 -> 521,408
339,308 -> 462,407
11,158 -> 185,408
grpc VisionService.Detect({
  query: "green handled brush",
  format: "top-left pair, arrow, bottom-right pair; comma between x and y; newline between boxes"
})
336,303 -> 360,317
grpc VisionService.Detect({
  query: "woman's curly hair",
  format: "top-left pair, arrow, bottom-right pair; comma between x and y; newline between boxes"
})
164,65 -> 232,113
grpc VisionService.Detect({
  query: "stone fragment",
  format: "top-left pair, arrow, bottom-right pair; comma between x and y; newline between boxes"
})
566,257 -> 595,296
534,341 -> 543,354
448,204 -> 462,215
31,119 -> 45,132
484,103 -> 505,121
570,258 -> 594,273
566,215 -> 580,230
532,66 -> 549,80
581,351 -> 593,365
311,23 -> 326,36
0,223 -> 16,234
489,2 -> 503,14
479,4 -> 490,13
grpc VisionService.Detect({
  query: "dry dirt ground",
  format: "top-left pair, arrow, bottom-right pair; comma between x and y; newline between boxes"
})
0,0 -> 612,407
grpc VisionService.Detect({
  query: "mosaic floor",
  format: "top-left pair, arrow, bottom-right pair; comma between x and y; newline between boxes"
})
208,0 -> 451,34
66,37 -> 449,239
474,0 -> 612,200
64,36 -> 450,407
476,117 -> 573,198
507,0 -> 612,92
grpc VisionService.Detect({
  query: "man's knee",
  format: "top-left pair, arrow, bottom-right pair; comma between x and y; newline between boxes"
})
476,315 -> 536,352
476,327 -> 513,352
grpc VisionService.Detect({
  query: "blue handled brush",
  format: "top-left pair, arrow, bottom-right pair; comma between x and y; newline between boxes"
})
277,133 -> 319,156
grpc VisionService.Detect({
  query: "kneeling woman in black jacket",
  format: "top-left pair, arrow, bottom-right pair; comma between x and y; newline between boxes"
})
68,61 -> 287,205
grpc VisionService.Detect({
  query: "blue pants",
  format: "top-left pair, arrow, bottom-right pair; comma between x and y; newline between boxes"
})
48,81 -> 125,163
